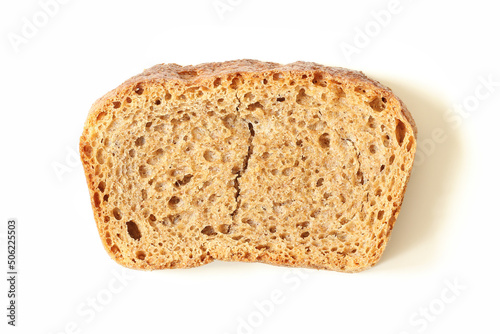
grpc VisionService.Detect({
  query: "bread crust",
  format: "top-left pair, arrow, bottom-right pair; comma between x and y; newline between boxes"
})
80,60 -> 417,272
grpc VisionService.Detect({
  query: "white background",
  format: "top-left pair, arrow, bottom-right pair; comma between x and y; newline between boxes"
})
1,0 -> 499,333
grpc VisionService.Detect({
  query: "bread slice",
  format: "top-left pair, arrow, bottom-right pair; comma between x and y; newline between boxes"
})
80,60 -> 417,272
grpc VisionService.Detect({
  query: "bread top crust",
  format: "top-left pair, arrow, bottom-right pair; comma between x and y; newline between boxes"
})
87,60 -> 416,137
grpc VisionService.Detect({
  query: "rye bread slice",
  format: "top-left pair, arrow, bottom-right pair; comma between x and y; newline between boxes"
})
80,60 -> 417,272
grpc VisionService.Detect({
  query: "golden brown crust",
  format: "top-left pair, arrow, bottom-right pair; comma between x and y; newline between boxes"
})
80,60 -> 417,272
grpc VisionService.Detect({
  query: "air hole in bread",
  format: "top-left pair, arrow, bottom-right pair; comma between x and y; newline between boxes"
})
310,209 -> 320,218
138,165 -> 150,178
167,214 -> 181,225
377,210 -> 385,220
406,136 -> 414,151
222,114 -> 237,128
136,251 -> 146,260
296,88 -> 312,105
112,208 -> 122,220
126,221 -> 141,240
279,233 -> 289,240
316,178 -> 324,187
369,145 -> 377,154
208,194 -> 218,203
269,226 -> 277,233
218,224 -> 230,234
242,218 -> 256,227
147,149 -> 165,165
112,101 -> 121,108
277,97 -> 285,102
201,226 -> 217,236
96,112 -> 107,121
83,144 -> 92,157
96,149 -> 105,164
154,99 -> 161,105
367,116 -> 376,128
301,232 -> 310,238
168,196 -> 182,209
312,73 -> 327,87
339,194 -> 346,203
203,150 -> 217,162
174,174 -> 193,187
93,192 -> 101,207
230,77 -> 241,89
129,149 -> 136,157
319,133 -> 330,149
296,222 -> 309,229
97,181 -> 106,192
383,134 -> 390,147
213,78 -> 222,87
125,97 -> 132,103
135,136 -> 145,146
395,120 -> 406,146
134,86 -> 144,95
369,97 -> 386,112
389,154 -> 396,165
247,102 -> 263,111
380,165 -> 385,172
154,182 -> 166,192
354,86 -> 367,94
273,72 -> 283,80
261,152 -> 270,160
191,127 -> 205,141
244,92 -> 255,101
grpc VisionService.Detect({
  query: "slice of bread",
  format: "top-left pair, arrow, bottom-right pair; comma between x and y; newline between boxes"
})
80,60 -> 417,272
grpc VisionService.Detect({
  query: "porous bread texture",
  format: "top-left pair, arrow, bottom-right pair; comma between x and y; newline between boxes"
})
80,60 -> 417,272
